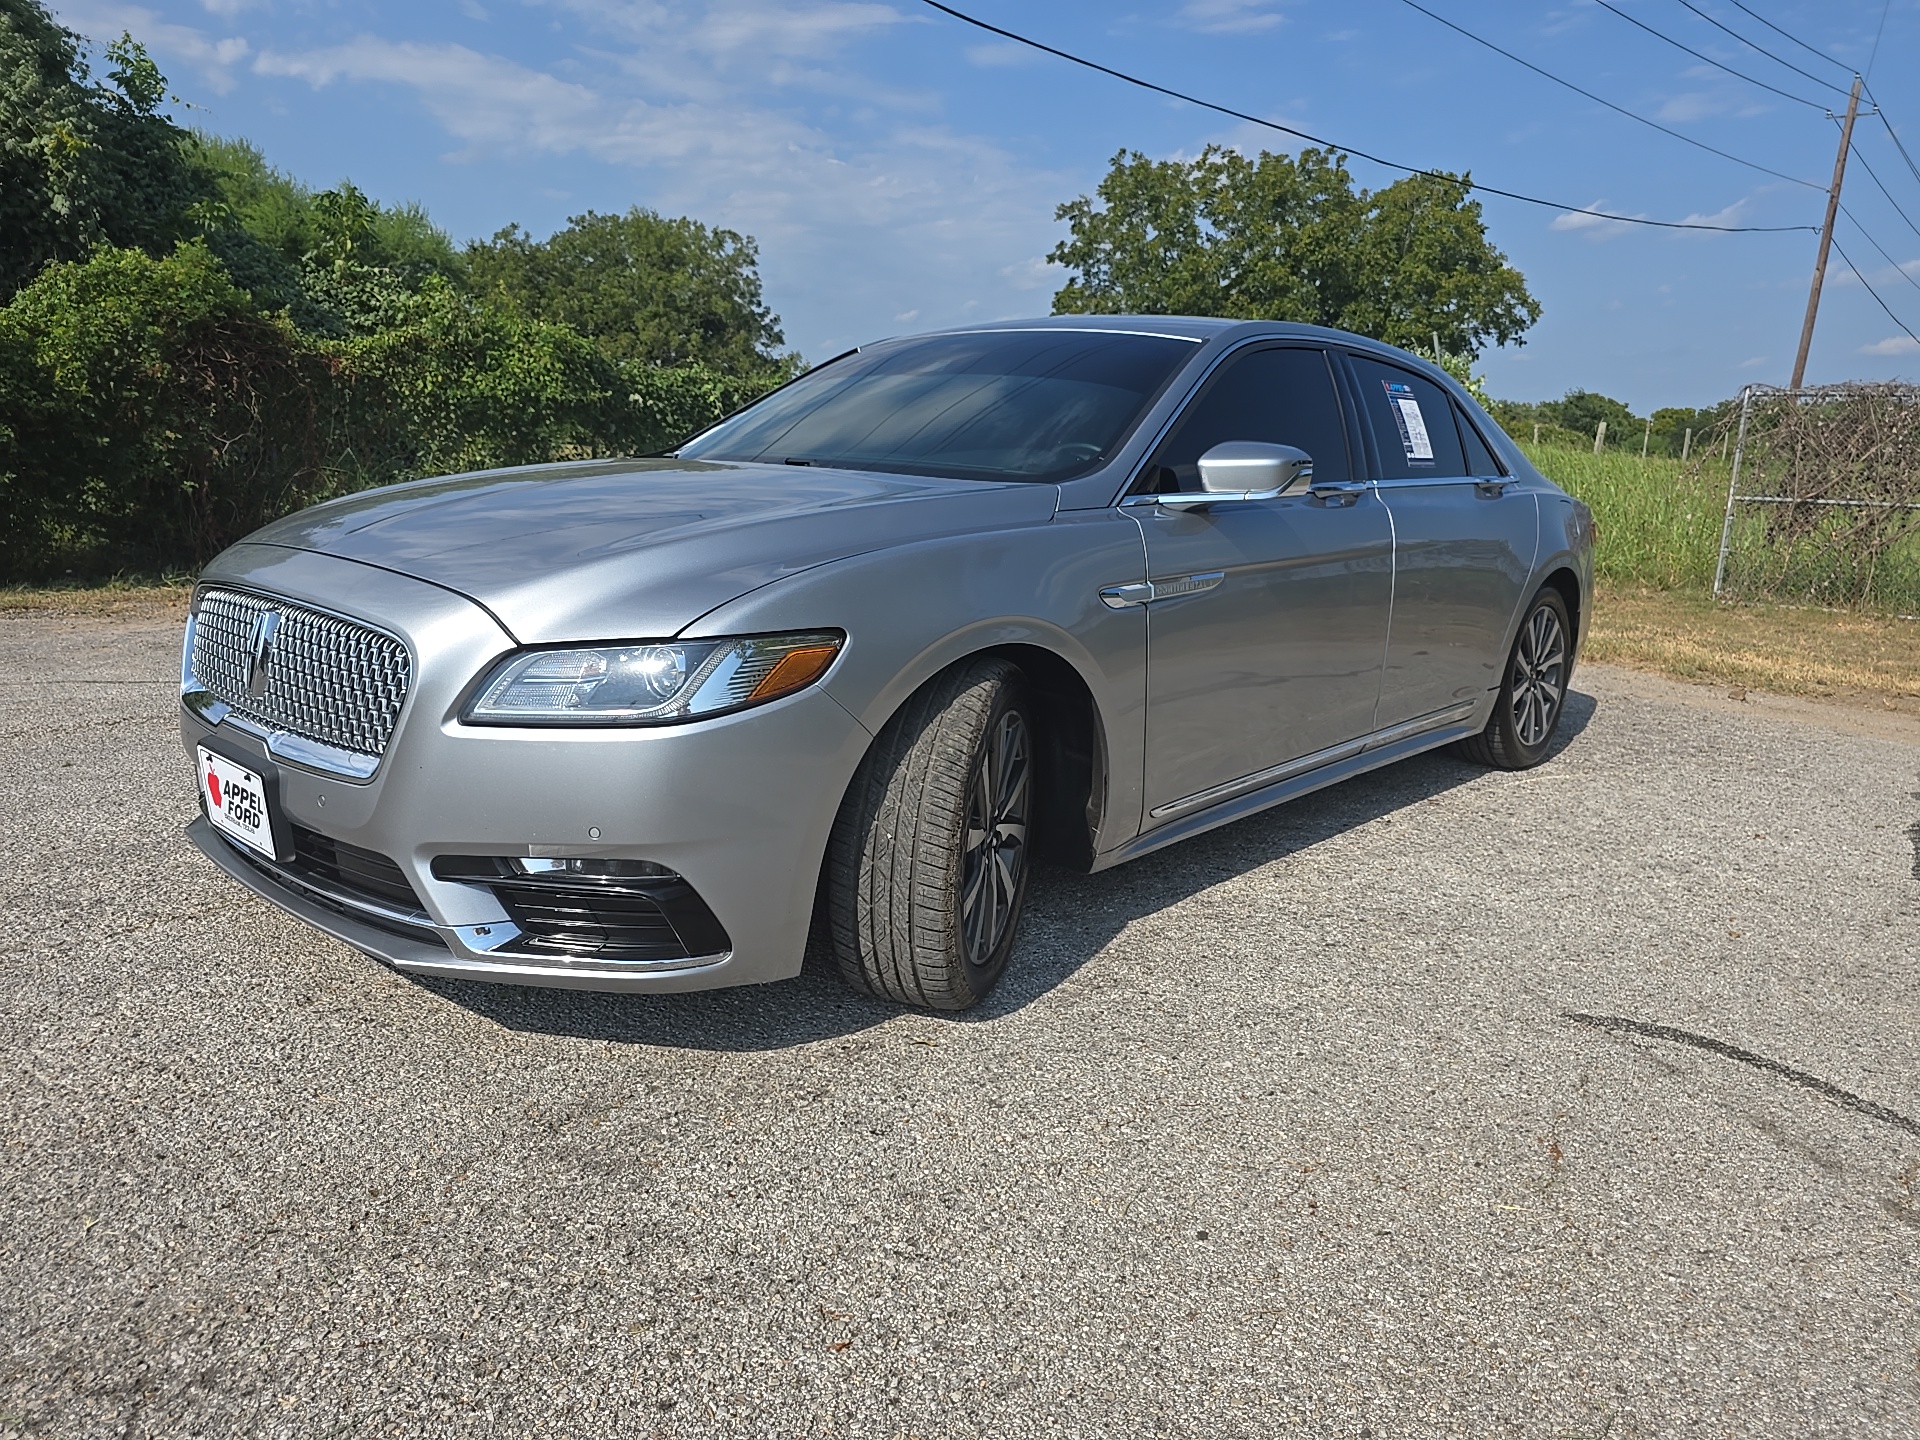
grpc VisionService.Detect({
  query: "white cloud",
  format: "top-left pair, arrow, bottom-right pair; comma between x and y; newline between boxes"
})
1549,201 -> 1645,241
999,255 -> 1052,291
1861,336 -> 1920,356
247,8 -> 1072,354
1676,197 -> 1751,231
52,0 -> 251,93
1176,0 -> 1287,35
1831,254 -> 1920,287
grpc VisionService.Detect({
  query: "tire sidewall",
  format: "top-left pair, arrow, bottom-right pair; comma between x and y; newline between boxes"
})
1494,587 -> 1572,767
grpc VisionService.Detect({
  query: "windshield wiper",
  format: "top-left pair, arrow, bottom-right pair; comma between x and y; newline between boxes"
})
783,456 -> 816,466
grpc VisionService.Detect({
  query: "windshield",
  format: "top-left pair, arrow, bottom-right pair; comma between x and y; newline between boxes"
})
677,329 -> 1199,482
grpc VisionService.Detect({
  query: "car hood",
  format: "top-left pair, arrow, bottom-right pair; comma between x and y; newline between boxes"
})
242,457 -> 1060,643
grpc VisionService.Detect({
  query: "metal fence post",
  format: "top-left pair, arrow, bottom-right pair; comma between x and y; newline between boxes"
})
1712,386 -> 1759,599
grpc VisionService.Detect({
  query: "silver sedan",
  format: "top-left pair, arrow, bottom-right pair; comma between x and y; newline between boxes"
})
180,317 -> 1593,1009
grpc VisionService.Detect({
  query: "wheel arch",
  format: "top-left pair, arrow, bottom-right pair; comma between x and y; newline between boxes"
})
843,638 -> 1111,874
1538,564 -> 1584,660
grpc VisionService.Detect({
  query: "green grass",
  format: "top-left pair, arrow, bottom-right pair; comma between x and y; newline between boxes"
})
1519,441 -> 1732,593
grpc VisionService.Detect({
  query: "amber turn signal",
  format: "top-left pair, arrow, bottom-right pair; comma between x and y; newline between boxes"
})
747,643 -> 841,702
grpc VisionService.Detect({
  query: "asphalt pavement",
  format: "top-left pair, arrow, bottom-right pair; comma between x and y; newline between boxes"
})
2,606 -> 1917,1439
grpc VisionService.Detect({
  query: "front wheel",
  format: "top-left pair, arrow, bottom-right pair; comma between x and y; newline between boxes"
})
827,658 -> 1033,1010
1459,586 -> 1573,770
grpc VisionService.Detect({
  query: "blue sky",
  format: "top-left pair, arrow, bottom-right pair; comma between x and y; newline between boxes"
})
49,0 -> 1920,411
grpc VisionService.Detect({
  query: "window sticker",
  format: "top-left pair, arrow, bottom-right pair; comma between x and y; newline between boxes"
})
1382,380 -> 1435,463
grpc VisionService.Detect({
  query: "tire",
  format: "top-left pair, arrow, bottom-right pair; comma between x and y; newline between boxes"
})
1458,585 -> 1574,771
827,658 -> 1033,1010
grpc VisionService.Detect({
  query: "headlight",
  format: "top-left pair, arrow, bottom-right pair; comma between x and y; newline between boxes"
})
463,631 -> 844,726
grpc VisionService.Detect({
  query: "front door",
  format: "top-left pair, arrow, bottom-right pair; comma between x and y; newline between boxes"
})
1127,345 -> 1394,824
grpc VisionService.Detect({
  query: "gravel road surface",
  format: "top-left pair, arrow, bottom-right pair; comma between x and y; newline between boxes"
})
3,607 -> 1917,1439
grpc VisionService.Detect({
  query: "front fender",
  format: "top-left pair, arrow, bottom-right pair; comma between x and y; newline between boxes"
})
682,507 -> 1152,851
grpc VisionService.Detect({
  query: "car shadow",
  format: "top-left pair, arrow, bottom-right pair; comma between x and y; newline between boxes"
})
419,688 -> 1596,1052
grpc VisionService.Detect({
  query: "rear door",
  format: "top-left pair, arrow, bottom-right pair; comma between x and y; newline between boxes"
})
1128,344 -> 1393,823
1341,352 -> 1538,732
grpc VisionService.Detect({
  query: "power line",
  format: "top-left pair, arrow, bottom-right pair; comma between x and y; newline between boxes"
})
918,0 -> 1818,233
1829,235 -> 1920,347
1844,130 -> 1920,245
1724,1 -> 1852,74
1838,204 -> 1920,300
1589,0 -> 1825,108
1865,0 -> 1892,82
1396,0 -> 1824,190
1668,0 -> 1852,98
1864,104 -> 1920,190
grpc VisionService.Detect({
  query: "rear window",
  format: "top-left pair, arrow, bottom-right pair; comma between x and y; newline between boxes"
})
678,329 -> 1198,482
1347,355 -> 1469,480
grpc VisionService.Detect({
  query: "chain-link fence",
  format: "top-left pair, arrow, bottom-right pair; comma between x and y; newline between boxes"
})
1712,383 -> 1920,614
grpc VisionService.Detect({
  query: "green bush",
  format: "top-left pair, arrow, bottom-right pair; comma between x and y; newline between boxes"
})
0,240 -> 337,578
335,279 -> 629,482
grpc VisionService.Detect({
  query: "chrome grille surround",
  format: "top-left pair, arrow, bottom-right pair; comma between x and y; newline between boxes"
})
190,588 -> 411,765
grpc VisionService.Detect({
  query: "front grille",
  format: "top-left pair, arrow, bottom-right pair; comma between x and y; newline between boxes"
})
219,823 -> 446,948
191,589 -> 410,762
290,825 -> 425,913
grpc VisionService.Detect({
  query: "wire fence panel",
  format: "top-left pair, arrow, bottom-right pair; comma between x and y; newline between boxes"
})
1713,383 -> 1920,613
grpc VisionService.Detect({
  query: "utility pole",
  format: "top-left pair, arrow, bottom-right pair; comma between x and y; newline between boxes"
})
1790,74 -> 1864,391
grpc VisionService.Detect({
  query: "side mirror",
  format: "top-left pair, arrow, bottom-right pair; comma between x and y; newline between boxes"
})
1183,442 -> 1313,505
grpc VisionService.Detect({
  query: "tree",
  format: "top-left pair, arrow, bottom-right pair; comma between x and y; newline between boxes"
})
1050,146 -> 1540,359
465,209 -> 790,373
0,2 -> 205,300
0,240 -> 336,576
190,135 -> 463,336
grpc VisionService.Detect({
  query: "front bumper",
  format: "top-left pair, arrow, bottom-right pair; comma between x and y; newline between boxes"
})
181,546 -> 874,994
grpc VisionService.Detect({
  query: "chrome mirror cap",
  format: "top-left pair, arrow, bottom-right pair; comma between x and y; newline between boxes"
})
1190,441 -> 1313,503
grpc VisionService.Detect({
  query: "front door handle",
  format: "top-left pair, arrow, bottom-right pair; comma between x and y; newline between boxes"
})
1099,583 -> 1153,609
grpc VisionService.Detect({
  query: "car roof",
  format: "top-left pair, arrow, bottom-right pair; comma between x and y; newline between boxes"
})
905,314 -> 1418,354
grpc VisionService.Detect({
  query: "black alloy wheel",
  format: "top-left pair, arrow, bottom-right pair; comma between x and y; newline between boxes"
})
959,707 -> 1031,968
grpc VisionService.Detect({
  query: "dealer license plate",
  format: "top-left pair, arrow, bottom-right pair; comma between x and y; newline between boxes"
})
198,746 -> 276,858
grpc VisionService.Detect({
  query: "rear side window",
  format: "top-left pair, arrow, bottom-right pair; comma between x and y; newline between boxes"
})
1141,346 -> 1351,492
1455,403 -> 1505,476
1347,355 -> 1468,480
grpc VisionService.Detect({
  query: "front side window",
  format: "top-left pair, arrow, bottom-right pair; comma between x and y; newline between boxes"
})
1138,346 -> 1351,493
1347,355 -> 1469,480
677,329 -> 1198,482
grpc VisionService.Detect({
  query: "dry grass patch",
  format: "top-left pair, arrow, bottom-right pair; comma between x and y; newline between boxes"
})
1587,586 -> 1920,713
0,581 -> 191,621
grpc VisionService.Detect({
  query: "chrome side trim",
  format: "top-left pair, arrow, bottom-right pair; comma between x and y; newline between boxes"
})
1147,700 -> 1481,821
1150,571 -> 1225,600
1098,572 -> 1225,609
1362,700 -> 1478,752
1097,717 -> 1484,872
1150,736 -> 1366,820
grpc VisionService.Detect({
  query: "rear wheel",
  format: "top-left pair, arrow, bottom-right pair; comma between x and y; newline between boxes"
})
827,658 -> 1032,1010
1459,586 -> 1572,771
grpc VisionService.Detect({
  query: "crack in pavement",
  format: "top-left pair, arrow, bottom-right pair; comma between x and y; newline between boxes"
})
1567,1012 -> 1920,1140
